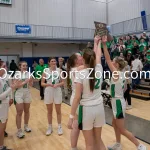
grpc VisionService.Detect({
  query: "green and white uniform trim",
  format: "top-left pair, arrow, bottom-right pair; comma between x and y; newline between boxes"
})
110,71 -> 126,119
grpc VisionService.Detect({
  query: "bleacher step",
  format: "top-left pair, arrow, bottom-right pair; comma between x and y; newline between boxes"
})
140,80 -> 150,86
130,92 -> 150,101
136,84 -> 150,90
131,89 -> 150,96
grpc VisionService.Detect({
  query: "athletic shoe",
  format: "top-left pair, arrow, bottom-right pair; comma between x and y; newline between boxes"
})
24,126 -> 32,133
1,146 -> 12,150
58,126 -> 63,136
46,126 -> 53,136
108,143 -> 122,150
126,105 -> 132,110
137,144 -> 147,150
17,129 -> 25,139
4,131 -> 8,137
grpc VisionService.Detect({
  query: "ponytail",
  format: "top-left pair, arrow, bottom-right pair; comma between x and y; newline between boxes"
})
83,48 -> 96,92
89,55 -> 95,92
67,54 -> 78,88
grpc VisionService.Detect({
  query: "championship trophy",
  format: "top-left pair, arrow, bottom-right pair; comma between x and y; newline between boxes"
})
94,21 -> 113,41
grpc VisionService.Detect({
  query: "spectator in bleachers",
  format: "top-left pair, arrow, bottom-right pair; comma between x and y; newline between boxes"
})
131,54 -> 143,89
140,32 -> 149,44
124,51 -> 134,66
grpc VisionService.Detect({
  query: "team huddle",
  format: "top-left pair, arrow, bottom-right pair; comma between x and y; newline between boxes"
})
0,36 -> 147,150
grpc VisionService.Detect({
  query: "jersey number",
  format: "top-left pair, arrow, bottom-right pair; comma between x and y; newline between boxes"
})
95,78 -> 100,89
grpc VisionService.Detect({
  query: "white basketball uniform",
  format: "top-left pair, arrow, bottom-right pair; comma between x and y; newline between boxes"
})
14,71 -> 31,104
110,71 -> 126,119
44,68 -> 62,104
75,64 -> 105,130
0,76 -> 12,123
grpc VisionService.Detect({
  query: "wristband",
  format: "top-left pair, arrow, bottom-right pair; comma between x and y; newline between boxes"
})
69,114 -> 74,119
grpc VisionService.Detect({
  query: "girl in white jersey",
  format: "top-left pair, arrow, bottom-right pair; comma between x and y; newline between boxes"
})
41,57 -> 64,136
68,36 -> 106,150
67,53 -> 83,150
0,61 -> 19,150
102,36 -> 147,150
13,61 -> 33,139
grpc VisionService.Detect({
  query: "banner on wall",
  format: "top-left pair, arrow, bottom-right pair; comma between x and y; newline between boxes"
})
141,11 -> 148,30
0,0 -> 12,5
15,25 -> 31,34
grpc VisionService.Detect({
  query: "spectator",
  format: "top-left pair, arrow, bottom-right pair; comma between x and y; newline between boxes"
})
35,59 -> 48,100
124,61 -> 132,110
125,51 -> 134,66
10,60 -> 18,77
139,38 -> 147,53
131,54 -> 143,89
143,49 -> 150,73
57,57 -> 68,99
140,32 -> 149,45
32,60 -> 38,71
132,41 -> 139,55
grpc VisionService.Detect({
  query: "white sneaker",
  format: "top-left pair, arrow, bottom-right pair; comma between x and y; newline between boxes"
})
126,105 -> 132,110
17,129 -> 25,139
108,143 -> 122,150
24,126 -> 32,132
137,144 -> 147,150
46,126 -> 53,136
58,126 -> 63,136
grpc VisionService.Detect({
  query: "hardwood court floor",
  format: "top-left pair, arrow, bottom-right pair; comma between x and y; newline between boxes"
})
5,88 -> 150,150
126,98 -> 150,121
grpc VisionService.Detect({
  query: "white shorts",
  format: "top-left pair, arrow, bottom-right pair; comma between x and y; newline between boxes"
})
44,87 -> 62,104
111,98 -> 126,119
82,103 -> 106,130
0,103 -> 9,124
14,89 -> 31,104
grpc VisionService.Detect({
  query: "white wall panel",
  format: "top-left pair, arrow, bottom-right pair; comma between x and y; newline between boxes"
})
0,0 -> 24,23
0,43 -> 22,56
108,0 -> 150,25
28,0 -> 72,27
33,43 -> 79,57
74,0 -> 106,28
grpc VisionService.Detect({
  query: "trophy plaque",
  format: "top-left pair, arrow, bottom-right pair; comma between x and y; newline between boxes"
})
94,21 -> 113,41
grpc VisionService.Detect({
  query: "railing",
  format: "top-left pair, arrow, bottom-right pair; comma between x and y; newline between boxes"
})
0,22 -> 95,40
111,14 -> 150,36
0,14 -> 150,40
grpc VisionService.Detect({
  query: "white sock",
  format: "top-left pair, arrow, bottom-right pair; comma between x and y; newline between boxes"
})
116,142 -> 121,145
58,124 -> 61,127
18,128 -> 22,132
24,124 -> 28,127
0,146 -> 4,150
49,124 -> 52,128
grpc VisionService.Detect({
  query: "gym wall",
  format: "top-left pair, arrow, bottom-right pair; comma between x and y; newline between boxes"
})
0,0 -> 106,29
108,0 -> 150,25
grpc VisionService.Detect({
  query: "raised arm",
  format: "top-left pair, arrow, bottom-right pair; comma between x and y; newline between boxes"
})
93,36 -> 101,53
96,39 -> 102,64
102,36 -> 117,73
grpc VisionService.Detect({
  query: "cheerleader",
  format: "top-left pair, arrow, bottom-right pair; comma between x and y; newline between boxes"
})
13,61 -> 33,139
102,36 -> 147,150
41,57 -> 64,136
